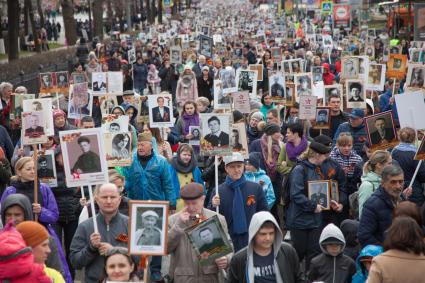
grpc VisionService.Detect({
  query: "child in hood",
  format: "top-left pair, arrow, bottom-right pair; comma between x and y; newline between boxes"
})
308,223 -> 356,283
351,245 -> 383,283
147,64 -> 161,94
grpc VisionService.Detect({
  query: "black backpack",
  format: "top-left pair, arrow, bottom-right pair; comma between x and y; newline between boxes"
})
281,162 -> 308,208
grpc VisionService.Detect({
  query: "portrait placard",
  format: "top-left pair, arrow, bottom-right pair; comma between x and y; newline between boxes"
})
189,126 -> 201,146
308,180 -> 330,210
232,90 -> 250,113
367,64 -> 386,91
68,83 -> 93,119
198,34 -> 213,58
21,111 -> 48,145
148,94 -> 173,128
128,200 -> 169,256
59,128 -> 109,187
365,111 -> 399,151
236,69 -> 258,97
341,57 -> 360,79
107,72 -> 124,95
249,64 -> 264,81
414,136 -> 425,160
37,150 -> 57,188
271,47 -> 282,61
405,64 -> 425,88
10,93 -> 36,120
100,96 -> 118,116
312,66 -> 323,82
104,132 -> 132,167
269,72 -> 286,103
39,72 -> 54,94
185,215 -> 233,265
323,84 -> 343,110
346,80 -> 366,109
220,68 -> 238,94
55,71 -> 70,94
91,72 -> 108,95
101,114 -> 129,134
200,113 -> 232,155
387,54 -> 407,79
170,46 -> 182,64
294,73 -> 313,97
299,95 -> 317,120
128,48 -> 136,64
72,72 -> 87,84
22,98 -> 54,137
312,107 -> 331,129
231,123 -> 249,158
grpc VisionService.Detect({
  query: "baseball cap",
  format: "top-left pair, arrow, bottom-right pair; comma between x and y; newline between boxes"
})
349,108 -> 365,119
224,152 -> 244,166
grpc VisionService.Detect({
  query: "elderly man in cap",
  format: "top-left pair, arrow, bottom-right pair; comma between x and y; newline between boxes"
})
136,210 -> 161,246
122,131 -> 174,282
168,183 -> 232,283
209,152 -> 268,252
333,108 -> 367,159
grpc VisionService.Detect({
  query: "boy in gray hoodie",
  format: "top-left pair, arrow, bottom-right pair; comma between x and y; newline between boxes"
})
308,223 -> 356,283
227,211 -> 302,283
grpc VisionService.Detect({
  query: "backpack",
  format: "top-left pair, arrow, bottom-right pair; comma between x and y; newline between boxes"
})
281,162 -> 308,209
349,181 -> 375,220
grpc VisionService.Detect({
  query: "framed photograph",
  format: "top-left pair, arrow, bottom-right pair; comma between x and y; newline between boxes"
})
72,72 -> 87,84
198,34 -> 213,58
236,69 -> 258,97
356,56 -> 369,78
101,114 -> 129,134
365,111 -> 398,151
387,54 -> 407,79
219,68 -> 238,94
91,72 -> 108,95
231,122 -> 249,158
312,107 -> 331,129
249,64 -> 264,81
269,72 -> 286,103
185,215 -> 233,265
389,45 -> 401,55
104,132 -> 132,167
59,128 -> 109,187
232,90 -> 250,113
128,48 -> 136,64
37,150 -> 57,188
68,83 -> 93,119
409,48 -> 421,63
299,95 -> 318,120
189,126 -> 201,146
201,26 -> 210,36
55,71 -> 70,93
39,72 -> 54,93
10,93 -> 36,120
21,111 -> 48,145
308,180 -> 330,210
200,113 -> 232,155
170,46 -> 182,65
312,66 -> 323,83
330,180 -> 339,202
414,136 -> 425,160
22,98 -> 54,137
291,59 -> 303,74
282,60 -> 292,74
367,64 -> 386,91
341,57 -> 360,79
128,200 -> 169,256
323,84 -> 343,110
214,80 -> 231,110
322,34 -> 333,48
285,83 -> 296,106
148,94 -> 173,128
346,80 -> 366,109
271,47 -> 281,61
100,96 -> 118,116
406,64 -> 425,88
364,45 -> 375,60
107,72 -> 124,95
294,73 -> 313,97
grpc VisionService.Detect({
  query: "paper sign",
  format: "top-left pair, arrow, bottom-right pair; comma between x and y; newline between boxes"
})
395,91 -> 425,130
299,95 -> 318,120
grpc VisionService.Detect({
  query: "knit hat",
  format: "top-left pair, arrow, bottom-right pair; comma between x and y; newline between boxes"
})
15,221 -> 49,248
250,111 -> 264,122
247,152 -> 261,169
52,109 -> 66,119
263,123 -> 280,136
310,134 -> 332,154
137,132 -> 153,143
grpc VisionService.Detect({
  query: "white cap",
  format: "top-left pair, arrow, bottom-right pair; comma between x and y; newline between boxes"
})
141,210 -> 159,219
224,152 -> 244,166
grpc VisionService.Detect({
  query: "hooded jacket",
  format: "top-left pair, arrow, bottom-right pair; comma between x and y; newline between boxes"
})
309,223 -> 356,283
1,194 -> 34,225
340,219 -> 360,261
227,211 -> 302,283
351,245 -> 383,283
244,169 -> 276,210
358,171 -> 381,218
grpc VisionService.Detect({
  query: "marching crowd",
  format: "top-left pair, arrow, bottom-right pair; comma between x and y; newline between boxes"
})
1,0 -> 425,283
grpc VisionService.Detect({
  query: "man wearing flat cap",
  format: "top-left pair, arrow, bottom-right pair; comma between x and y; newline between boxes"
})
168,182 -> 232,283
136,210 -> 162,246
209,152 -> 268,252
286,134 -> 347,274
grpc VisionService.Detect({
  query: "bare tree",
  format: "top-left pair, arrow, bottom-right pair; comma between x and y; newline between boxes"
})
7,0 -> 19,60
92,0 -> 105,39
25,0 -> 41,53
36,0 -> 45,28
157,0 -> 162,24
61,0 -> 77,46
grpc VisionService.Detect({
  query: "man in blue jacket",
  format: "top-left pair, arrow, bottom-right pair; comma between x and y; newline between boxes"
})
122,131 -> 175,281
209,152 -> 268,252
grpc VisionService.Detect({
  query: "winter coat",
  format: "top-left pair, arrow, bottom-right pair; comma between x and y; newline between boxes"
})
227,211 -> 302,283
176,72 -> 198,106
244,169 -> 276,210
158,65 -> 178,95
366,250 -> 425,283
286,159 -> 347,230
391,145 -> 425,206
246,126 -> 262,146
277,142 -> 310,176
309,223 -> 356,283
207,179 -> 268,252
76,43 -> 89,65
247,138 -> 266,170
133,62 -> 149,92
358,171 -> 381,218
122,151 -> 176,207
0,124 -> 14,160
358,187 -> 398,248
169,165 -> 204,199
340,219 -> 361,261
352,245 -> 383,283
167,208 -> 231,283
333,121 -> 367,158
196,75 -> 213,101
69,212 -> 129,283
0,158 -> 11,196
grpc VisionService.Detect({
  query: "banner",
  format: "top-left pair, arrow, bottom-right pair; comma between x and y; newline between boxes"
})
414,4 -> 425,41
333,4 -> 351,29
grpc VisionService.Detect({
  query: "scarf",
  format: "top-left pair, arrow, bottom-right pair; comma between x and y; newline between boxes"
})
182,112 -> 200,135
286,136 -> 308,161
225,175 -> 248,235
172,154 -> 197,174
12,180 -> 43,207
393,142 -> 417,153
260,135 -> 281,181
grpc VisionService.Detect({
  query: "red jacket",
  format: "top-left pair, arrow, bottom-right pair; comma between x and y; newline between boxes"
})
322,63 -> 335,85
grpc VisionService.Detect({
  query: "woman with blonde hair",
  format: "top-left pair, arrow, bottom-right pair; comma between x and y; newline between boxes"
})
358,150 -> 392,218
391,127 -> 425,206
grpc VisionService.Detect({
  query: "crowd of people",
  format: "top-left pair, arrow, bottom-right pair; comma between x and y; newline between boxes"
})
1,0 -> 425,282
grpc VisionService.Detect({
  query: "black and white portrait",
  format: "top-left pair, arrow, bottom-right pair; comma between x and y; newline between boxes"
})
346,80 -> 366,109
56,72 -> 69,88
92,72 -> 107,94
269,73 -> 286,101
236,69 -> 258,97
342,58 -> 359,79
22,98 -> 54,137
100,96 -> 118,116
407,65 -> 425,88
199,35 -> 213,58
189,126 -> 201,146
68,83 -> 92,119
312,66 -> 323,82
313,108 -> 330,129
170,47 -> 182,64
220,67 -> 237,94
37,150 -> 57,188
367,64 -> 385,91
21,111 -> 48,145
295,74 -> 313,96
366,111 -> 397,150
40,73 -> 53,90
200,113 -> 232,155
308,181 -> 330,209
